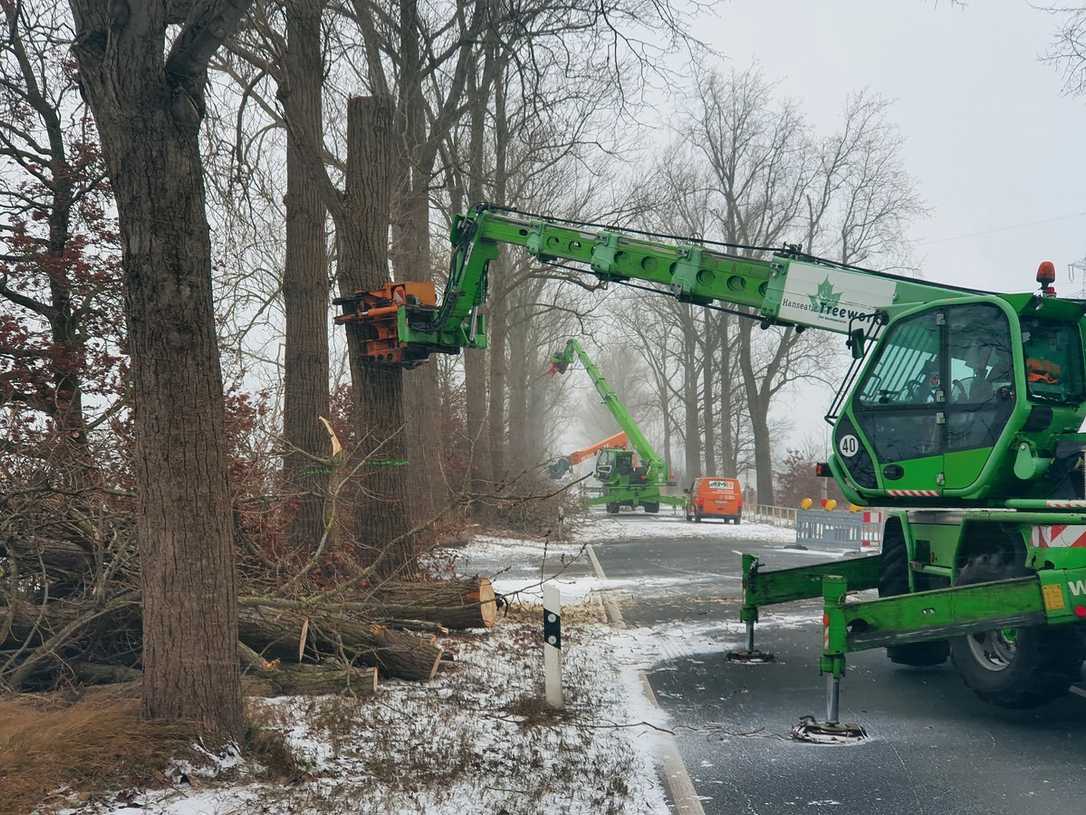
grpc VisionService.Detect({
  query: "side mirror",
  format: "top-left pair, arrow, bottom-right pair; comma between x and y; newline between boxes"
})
846,327 -> 865,360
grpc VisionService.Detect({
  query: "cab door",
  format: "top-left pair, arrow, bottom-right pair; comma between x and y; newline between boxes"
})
850,309 -> 945,495
942,303 -> 1015,491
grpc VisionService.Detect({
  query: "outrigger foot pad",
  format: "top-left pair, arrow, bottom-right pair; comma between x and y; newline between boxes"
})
725,649 -> 775,664
790,715 -> 867,744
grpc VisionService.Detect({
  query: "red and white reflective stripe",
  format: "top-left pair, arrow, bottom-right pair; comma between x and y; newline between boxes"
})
1042,500 -> 1086,509
886,490 -> 939,497
1032,524 -> 1086,548
860,510 -> 883,549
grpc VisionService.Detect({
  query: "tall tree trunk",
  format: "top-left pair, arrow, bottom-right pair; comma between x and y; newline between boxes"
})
525,336 -> 546,465
339,96 -> 412,578
738,320 -> 774,504
68,0 -> 248,740
486,64 -> 508,485
718,314 -> 735,473
282,0 -> 330,551
506,304 -> 529,470
702,314 -> 716,476
463,70 -> 489,497
392,0 -> 440,522
486,261 -> 507,484
680,306 -> 701,480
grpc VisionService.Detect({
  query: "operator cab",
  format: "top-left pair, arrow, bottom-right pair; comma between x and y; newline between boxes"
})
595,448 -> 646,484
830,263 -> 1086,506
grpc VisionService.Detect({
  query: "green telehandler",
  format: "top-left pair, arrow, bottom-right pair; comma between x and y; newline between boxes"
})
547,339 -> 684,514
335,203 -> 1086,738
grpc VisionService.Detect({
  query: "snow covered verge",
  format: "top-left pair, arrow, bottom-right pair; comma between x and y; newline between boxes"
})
51,611 -> 680,815
43,515 -> 803,815
574,511 -> 796,544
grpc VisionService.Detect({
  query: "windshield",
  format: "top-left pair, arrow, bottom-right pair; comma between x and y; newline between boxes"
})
1021,318 -> 1086,405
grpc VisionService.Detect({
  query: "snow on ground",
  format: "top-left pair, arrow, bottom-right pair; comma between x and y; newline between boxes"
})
574,511 -> 796,545
56,515 -> 814,815
61,618 -> 672,815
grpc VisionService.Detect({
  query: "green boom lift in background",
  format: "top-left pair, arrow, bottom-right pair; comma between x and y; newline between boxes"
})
336,203 -> 1086,739
547,338 -> 684,514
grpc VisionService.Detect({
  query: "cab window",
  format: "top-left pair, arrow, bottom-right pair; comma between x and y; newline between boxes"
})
945,304 -> 1014,451
854,310 -> 943,463
1021,318 -> 1085,405
857,311 -> 941,407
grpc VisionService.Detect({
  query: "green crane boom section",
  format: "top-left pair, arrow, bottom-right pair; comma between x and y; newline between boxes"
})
354,205 -> 989,364
549,339 -> 665,481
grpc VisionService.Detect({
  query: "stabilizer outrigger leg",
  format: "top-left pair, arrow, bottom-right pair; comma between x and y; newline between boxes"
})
791,575 -> 867,744
726,554 -> 776,663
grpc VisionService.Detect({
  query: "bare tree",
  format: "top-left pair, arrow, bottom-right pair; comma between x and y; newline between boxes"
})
66,0 -> 252,738
1045,6 -> 1086,95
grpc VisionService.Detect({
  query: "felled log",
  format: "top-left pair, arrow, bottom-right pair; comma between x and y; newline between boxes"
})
69,661 -> 142,686
237,576 -> 497,631
1,537 -> 94,577
367,576 -> 497,629
238,641 -> 377,696
0,595 -> 140,646
237,606 -> 443,681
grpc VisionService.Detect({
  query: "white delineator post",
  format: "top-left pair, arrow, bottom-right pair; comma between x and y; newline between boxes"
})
543,584 -> 563,708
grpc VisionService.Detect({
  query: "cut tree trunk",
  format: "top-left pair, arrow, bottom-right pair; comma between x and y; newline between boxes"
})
237,605 -> 443,680
239,573 -> 496,631
368,577 -> 497,628
239,641 -> 377,696
338,95 -> 413,577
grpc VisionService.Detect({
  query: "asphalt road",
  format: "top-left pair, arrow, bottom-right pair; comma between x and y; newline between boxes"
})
590,515 -> 1086,815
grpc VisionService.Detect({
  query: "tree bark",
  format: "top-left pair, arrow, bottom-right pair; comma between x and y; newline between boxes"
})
237,605 -> 443,680
463,69 -> 490,499
67,0 -> 248,740
718,315 -> 736,473
680,306 -> 701,480
506,301 -> 529,470
281,0 -> 330,552
486,67 -> 509,484
391,0 -> 441,523
738,320 -> 775,504
702,314 -> 717,475
338,96 -> 413,578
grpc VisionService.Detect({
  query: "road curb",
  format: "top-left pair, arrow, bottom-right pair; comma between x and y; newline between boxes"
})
587,544 -> 706,815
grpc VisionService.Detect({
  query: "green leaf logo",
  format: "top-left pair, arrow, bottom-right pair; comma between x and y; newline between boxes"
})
808,276 -> 842,313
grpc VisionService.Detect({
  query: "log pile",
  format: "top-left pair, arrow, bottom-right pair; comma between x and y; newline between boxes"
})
0,490 -> 498,695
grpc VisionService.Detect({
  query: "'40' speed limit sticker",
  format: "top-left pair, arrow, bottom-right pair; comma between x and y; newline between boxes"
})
838,435 -> 860,458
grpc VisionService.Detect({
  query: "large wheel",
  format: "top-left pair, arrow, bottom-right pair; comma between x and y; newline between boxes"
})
605,503 -> 619,515
643,502 -> 660,514
878,523 -> 949,667
950,553 -> 1084,708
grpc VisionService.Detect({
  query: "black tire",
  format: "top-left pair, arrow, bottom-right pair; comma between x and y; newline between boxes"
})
605,503 -> 619,515
879,524 -> 950,667
950,553 -> 1084,708
694,512 -> 702,523
643,502 -> 660,514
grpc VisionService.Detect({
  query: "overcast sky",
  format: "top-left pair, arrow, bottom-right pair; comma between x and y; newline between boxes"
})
699,0 -> 1086,464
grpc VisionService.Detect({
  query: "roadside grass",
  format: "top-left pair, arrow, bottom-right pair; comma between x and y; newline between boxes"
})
0,689 -> 197,815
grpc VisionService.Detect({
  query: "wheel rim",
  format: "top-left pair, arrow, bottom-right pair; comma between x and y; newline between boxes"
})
966,627 -> 1018,672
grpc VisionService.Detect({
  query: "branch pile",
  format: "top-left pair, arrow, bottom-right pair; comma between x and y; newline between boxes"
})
0,487 -> 497,694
